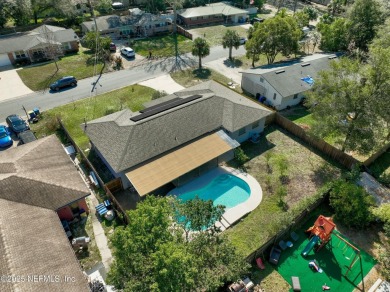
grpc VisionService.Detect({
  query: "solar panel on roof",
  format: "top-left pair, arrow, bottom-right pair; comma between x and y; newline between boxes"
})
275,70 -> 285,74
130,94 -> 203,122
140,97 -> 181,113
301,63 -> 310,67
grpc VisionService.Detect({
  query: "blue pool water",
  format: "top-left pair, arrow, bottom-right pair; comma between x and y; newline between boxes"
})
176,174 -> 251,209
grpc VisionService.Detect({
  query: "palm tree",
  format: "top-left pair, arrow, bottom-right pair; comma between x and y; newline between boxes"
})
222,30 -> 240,60
191,37 -> 210,69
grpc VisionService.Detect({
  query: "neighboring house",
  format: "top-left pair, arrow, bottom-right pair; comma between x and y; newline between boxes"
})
240,54 -> 339,110
177,2 -> 248,27
80,12 -> 173,37
0,135 -> 90,221
0,135 -> 91,291
84,80 -> 272,196
0,25 -> 79,67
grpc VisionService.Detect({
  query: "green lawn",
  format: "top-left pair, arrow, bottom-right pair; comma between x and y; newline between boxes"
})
17,47 -> 106,91
132,34 -> 193,57
224,125 -> 343,256
170,68 -> 242,93
369,150 -> 390,186
188,25 -> 248,47
30,84 -> 156,150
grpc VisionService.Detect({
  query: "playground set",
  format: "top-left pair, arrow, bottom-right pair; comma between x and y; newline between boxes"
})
301,215 -> 361,276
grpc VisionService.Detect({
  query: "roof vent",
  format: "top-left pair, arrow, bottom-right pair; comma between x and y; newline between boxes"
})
301,63 -> 310,67
275,70 -> 285,74
328,55 -> 337,59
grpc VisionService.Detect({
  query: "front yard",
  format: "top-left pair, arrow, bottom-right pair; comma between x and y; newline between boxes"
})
188,24 -> 248,47
17,47 -> 106,91
30,84 -> 156,150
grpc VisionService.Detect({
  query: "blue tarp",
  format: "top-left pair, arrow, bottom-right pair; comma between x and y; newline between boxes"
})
301,76 -> 315,86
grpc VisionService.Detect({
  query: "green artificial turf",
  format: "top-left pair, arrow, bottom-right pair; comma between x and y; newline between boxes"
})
275,220 -> 376,292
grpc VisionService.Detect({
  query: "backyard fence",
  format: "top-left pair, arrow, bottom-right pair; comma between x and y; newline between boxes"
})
57,118 -> 129,224
245,193 -> 329,264
274,113 -> 359,170
177,25 -> 193,40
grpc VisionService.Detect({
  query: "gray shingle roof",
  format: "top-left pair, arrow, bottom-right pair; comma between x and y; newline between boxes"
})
178,2 -> 248,18
242,54 -> 340,97
0,198 -> 89,292
85,80 -> 272,172
0,135 -> 90,210
0,25 -> 78,54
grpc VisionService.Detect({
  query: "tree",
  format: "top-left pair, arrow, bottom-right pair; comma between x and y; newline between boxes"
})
11,0 -> 32,26
0,0 -> 13,28
347,0 -> 385,51
317,17 -> 349,52
245,37 -> 261,67
305,56 -> 390,154
83,31 -> 111,53
191,37 -> 210,69
330,180 -> 375,228
372,203 -> 390,236
303,6 -> 318,21
222,29 -> 241,60
370,18 -> 390,49
294,10 -> 310,29
30,0 -> 76,24
107,196 -> 249,291
247,15 -> 301,64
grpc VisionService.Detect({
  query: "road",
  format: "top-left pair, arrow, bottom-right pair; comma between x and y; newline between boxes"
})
0,45 -> 246,121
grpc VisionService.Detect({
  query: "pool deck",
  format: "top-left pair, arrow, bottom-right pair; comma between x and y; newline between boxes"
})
168,166 -> 263,231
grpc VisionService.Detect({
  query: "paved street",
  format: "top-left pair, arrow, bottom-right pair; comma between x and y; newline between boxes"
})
0,45 -> 247,121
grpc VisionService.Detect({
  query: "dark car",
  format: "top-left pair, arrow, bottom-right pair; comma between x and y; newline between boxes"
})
18,130 -> 37,145
0,125 -> 12,148
6,114 -> 29,133
50,76 -> 77,91
109,42 -> 117,52
250,17 -> 264,24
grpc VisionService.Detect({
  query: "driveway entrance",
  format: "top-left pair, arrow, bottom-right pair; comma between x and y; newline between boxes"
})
0,66 -> 33,102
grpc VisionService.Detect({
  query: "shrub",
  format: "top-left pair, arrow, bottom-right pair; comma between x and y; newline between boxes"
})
372,203 -> 390,237
151,90 -> 168,100
330,180 -> 375,228
234,147 -> 249,165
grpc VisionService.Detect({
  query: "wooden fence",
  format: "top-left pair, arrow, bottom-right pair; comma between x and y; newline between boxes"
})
274,113 -> 359,170
177,25 -> 192,40
57,118 -> 129,224
246,193 -> 328,263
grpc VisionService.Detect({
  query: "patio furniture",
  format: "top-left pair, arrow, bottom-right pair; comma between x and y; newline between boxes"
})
291,231 -> 299,242
96,203 -> 108,216
104,199 -> 112,210
291,276 -> 301,291
242,277 -> 254,289
279,240 -> 288,250
269,246 -> 282,265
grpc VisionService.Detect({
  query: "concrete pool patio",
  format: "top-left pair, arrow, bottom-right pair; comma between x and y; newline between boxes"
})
168,166 -> 263,231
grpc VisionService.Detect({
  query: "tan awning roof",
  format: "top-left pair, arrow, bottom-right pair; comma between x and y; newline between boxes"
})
126,130 -> 239,196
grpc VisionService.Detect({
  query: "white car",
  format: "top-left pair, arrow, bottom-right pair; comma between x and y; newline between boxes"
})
239,37 -> 247,45
120,47 -> 135,58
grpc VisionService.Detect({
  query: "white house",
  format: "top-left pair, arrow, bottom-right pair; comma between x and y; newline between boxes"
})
240,54 -> 340,110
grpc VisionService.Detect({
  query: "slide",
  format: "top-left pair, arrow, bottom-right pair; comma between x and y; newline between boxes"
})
301,235 -> 320,257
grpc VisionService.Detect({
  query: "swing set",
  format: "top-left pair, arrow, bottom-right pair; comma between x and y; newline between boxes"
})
334,231 -> 361,276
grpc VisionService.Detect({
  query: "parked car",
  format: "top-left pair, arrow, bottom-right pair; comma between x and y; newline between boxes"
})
120,47 -> 135,58
239,37 -> 247,45
49,76 -> 77,91
18,130 -> 37,145
250,17 -> 264,24
0,125 -> 12,148
6,114 -> 29,133
109,42 -> 117,52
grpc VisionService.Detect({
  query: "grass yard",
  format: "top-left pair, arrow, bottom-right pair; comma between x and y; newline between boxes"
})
170,68 -> 242,93
368,150 -> 390,186
132,34 -> 193,57
30,84 -> 156,150
72,203 -> 102,271
224,125 -> 344,256
188,25 -> 248,47
17,47 -> 106,91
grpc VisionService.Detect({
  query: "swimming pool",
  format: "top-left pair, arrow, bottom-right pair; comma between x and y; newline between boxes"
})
175,173 -> 251,209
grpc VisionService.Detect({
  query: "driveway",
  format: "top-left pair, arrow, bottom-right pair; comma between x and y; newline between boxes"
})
0,66 -> 33,102
139,75 -> 185,94
204,57 -> 243,85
